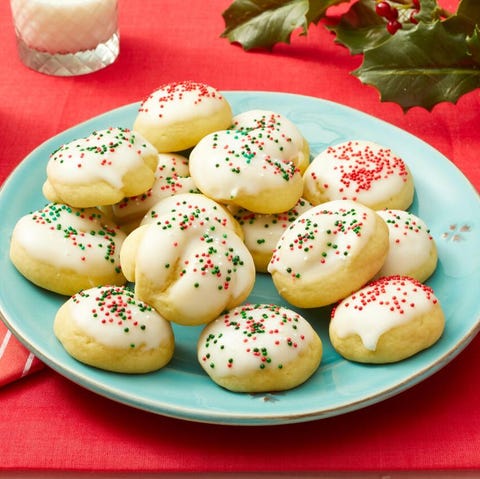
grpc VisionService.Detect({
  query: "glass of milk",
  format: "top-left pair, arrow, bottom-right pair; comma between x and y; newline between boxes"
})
10,0 -> 119,76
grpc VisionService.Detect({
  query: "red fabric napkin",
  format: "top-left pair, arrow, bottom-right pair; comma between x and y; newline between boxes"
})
0,321 -> 44,387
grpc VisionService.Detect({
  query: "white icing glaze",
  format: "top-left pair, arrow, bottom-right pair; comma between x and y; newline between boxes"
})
133,221 -> 255,321
188,128 -> 302,201
303,140 -> 411,206
232,109 -> 308,169
197,304 -> 317,377
46,127 -> 157,187
268,200 -> 376,280
136,81 -> 229,126
140,193 -> 240,236
111,153 -> 197,222
68,286 -> 171,349
376,209 -> 435,277
234,198 -> 312,259
331,276 -> 440,350
12,203 -> 125,274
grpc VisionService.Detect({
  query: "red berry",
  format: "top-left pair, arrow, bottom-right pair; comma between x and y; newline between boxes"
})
410,11 -> 419,24
385,6 -> 399,21
387,19 -> 402,35
375,1 -> 392,18
412,0 -> 420,8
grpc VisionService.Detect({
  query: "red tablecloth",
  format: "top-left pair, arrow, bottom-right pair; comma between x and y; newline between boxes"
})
1,0 -> 479,473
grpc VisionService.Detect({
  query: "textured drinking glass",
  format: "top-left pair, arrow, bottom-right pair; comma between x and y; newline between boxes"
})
10,0 -> 119,76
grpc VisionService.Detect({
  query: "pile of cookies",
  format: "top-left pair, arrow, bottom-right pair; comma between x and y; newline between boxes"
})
9,81 -> 444,393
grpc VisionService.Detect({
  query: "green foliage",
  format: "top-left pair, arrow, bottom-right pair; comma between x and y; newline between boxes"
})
221,0 -> 480,111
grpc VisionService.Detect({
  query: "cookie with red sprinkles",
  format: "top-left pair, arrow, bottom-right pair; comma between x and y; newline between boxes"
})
43,127 -> 159,208
54,285 -> 174,373
133,81 -> 233,152
268,199 -> 389,308
197,303 -> 322,392
329,275 -> 445,363
9,203 -> 126,296
376,209 -> 437,282
120,216 -> 255,326
303,140 -> 414,211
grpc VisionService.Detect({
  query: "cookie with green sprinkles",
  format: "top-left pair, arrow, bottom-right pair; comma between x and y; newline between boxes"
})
43,127 -> 159,208
133,81 -> 233,152
54,285 -> 174,373
197,303 -> 322,393
231,109 -> 311,174
188,125 -> 304,214
375,209 -> 437,283
233,197 -> 312,272
9,203 -> 127,296
268,199 -> 389,308
120,217 -> 255,326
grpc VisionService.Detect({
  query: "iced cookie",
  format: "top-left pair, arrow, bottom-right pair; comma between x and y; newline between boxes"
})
231,109 -> 310,174
197,304 -> 322,392
303,140 -> 414,211
189,128 -> 304,214
329,276 -> 445,363
54,285 -> 174,373
10,203 -> 126,296
268,199 -> 389,308
133,81 -> 233,152
43,127 -> 158,208
120,220 -> 255,326
376,209 -> 437,282
233,198 -> 313,272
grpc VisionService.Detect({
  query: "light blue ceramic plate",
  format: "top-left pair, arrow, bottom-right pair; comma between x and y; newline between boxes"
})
1,92 -> 479,426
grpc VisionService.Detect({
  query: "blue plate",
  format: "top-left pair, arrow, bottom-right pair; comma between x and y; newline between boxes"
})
1,92 -> 479,426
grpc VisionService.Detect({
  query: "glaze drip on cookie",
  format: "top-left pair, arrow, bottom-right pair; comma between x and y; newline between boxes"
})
331,275 -> 440,351
47,127 -> 157,188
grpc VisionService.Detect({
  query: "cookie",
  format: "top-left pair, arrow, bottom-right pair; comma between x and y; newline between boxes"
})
10,203 -> 126,296
133,81 -> 233,152
303,140 -> 414,211
268,199 -> 389,308
329,276 -> 445,363
54,285 -> 174,373
197,303 -> 322,392
376,209 -> 437,282
120,220 -> 255,326
43,127 -> 158,208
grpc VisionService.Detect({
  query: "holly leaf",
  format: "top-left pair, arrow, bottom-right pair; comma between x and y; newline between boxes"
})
329,0 -> 391,54
353,21 -> 480,111
305,0 -> 349,24
413,0 -> 443,23
467,26 -> 480,63
221,0 -> 347,50
444,0 -> 480,35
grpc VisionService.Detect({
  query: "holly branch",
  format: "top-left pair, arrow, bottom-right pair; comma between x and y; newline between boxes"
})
221,0 -> 480,111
